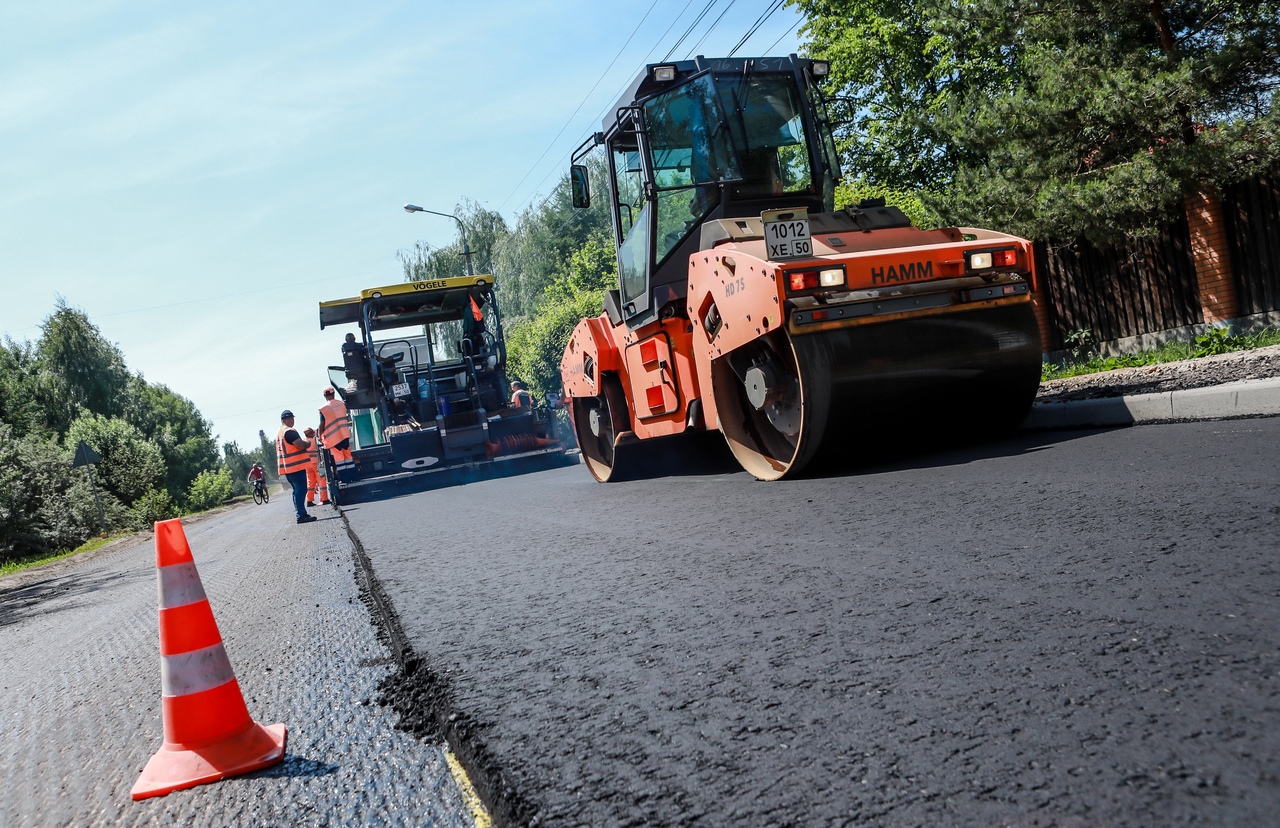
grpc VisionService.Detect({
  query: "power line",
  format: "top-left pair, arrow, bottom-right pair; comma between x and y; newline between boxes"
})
505,0 -> 802,250
684,0 -> 740,59
507,1 -> 715,219
728,0 -> 786,57
763,18 -> 801,55
662,0 -> 720,61
494,0 -> 662,214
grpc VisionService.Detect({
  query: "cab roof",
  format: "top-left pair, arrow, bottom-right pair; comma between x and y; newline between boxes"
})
319,274 -> 495,331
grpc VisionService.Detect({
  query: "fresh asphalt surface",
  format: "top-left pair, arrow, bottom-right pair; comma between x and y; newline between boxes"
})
3,418 -> 1278,827
0,497 -> 472,828
346,419 -> 1280,827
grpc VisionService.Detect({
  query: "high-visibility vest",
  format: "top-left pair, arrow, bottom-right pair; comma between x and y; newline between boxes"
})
319,399 -> 351,445
276,426 -> 310,475
469,295 -> 484,323
511,389 -> 531,408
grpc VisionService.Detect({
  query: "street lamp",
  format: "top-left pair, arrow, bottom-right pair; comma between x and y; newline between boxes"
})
403,204 -> 474,275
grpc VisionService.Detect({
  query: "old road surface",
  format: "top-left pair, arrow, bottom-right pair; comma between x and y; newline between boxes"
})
2,419 -> 1278,828
0,499 -> 474,828
348,418 -> 1280,828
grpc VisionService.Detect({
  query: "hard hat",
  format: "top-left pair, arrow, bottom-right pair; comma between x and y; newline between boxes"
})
281,410 -> 294,419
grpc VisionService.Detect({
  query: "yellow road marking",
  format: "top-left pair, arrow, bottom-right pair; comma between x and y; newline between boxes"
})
445,750 -> 492,828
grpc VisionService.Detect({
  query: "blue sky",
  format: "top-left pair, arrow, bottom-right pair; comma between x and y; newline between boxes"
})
0,0 -> 806,452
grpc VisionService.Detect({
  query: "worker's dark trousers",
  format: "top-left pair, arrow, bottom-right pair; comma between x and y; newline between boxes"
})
285,470 -> 309,519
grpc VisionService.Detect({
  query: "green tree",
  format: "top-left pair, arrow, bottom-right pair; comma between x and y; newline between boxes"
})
491,157 -> 615,322
505,228 -> 618,399
131,486 -> 177,526
0,424 -> 51,559
65,414 -> 164,507
35,298 -> 131,432
0,338 -> 46,438
399,200 -> 510,282
791,0 -> 1280,240
506,290 -> 607,403
0,424 -> 122,560
123,377 -> 219,499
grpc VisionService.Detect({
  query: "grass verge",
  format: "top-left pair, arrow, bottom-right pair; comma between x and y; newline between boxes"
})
1044,326 -> 1280,382
0,532 -> 135,579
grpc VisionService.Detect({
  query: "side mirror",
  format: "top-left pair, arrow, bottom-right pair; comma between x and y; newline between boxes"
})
569,164 -> 591,209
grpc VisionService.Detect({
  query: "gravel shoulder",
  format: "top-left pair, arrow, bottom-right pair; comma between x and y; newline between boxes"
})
1035,344 -> 1280,403
0,500 -> 471,828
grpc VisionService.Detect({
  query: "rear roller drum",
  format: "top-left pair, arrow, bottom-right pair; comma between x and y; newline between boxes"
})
572,375 -> 634,483
712,330 -> 831,481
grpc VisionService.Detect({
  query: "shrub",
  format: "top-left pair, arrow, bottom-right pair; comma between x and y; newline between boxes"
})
185,468 -> 233,513
506,289 -> 606,402
132,486 -> 177,526
65,414 -> 164,506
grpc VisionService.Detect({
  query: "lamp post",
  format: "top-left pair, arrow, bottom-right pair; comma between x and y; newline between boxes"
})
403,204 -> 474,276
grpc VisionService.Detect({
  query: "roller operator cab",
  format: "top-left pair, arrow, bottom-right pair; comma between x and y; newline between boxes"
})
318,275 -> 567,503
560,55 -> 1042,482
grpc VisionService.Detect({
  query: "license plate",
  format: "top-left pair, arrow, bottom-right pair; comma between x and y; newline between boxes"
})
762,208 -> 812,261
391,382 -> 411,398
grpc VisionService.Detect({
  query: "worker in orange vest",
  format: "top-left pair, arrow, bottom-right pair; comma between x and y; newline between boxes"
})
318,388 -> 354,481
276,410 -> 317,524
301,427 -> 329,507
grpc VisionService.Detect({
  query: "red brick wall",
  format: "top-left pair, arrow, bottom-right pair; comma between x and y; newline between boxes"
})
1029,278 -> 1055,353
1185,191 -> 1239,324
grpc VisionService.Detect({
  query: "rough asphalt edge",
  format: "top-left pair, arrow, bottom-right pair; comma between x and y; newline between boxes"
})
339,508 -> 535,828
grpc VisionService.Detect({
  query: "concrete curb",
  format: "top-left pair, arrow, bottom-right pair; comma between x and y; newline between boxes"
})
1022,378 -> 1280,430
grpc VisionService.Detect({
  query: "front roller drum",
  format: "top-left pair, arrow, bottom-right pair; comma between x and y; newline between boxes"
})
711,303 -> 1043,480
711,330 -> 830,481
571,375 -> 637,483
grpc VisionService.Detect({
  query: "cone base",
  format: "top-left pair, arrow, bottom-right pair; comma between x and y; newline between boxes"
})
131,721 -> 287,800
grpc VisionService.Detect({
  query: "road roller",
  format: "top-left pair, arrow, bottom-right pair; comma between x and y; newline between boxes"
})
560,55 -> 1042,481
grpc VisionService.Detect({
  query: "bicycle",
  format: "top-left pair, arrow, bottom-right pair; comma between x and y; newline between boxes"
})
252,479 -> 270,505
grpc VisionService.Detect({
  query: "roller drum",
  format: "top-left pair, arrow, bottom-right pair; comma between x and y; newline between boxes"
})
715,302 -> 1042,479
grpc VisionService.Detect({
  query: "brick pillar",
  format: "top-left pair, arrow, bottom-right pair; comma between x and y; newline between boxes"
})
1029,277 -> 1055,354
1185,191 -> 1239,324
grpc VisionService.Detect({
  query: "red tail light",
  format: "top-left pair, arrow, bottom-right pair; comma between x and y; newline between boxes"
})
789,271 -> 819,291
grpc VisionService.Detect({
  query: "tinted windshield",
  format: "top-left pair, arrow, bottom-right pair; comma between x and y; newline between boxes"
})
713,72 -> 812,198
638,70 -> 815,267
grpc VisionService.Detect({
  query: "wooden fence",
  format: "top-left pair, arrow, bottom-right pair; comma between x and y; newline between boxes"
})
1032,168 -> 1280,352
1225,171 -> 1280,317
1033,223 -> 1202,351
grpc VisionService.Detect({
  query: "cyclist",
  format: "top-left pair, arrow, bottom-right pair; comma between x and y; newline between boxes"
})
247,463 -> 267,497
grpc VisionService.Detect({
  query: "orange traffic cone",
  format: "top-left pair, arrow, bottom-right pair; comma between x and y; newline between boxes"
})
131,519 -> 286,800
